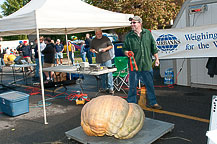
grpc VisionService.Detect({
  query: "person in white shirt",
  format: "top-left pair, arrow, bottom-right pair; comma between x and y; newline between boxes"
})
6,47 -> 10,55
40,36 -> 46,65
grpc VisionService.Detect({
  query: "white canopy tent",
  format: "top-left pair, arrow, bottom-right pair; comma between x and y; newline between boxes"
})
0,0 -> 133,36
0,0 -> 133,124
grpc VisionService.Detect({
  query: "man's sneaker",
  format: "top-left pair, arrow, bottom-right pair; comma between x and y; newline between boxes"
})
44,80 -> 50,83
99,89 -> 107,93
150,104 -> 162,110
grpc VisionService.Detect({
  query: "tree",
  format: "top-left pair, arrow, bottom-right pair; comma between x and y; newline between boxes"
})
0,0 -> 31,40
0,0 -> 31,16
84,0 -> 180,30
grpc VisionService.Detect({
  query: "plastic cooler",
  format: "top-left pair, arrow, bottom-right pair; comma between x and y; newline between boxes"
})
0,91 -> 29,116
113,43 -> 124,57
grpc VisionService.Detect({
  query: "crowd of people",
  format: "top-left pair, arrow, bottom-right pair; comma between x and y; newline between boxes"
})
33,36 -> 94,82
0,16 -> 162,109
0,35 -> 94,82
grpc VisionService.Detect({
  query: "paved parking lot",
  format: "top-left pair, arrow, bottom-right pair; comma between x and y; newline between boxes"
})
0,66 -> 216,144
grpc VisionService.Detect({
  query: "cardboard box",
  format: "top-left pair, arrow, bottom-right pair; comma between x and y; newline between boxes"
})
0,91 -> 29,116
54,72 -> 67,82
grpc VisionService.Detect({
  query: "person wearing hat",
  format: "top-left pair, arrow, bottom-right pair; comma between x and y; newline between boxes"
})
122,16 -> 162,109
16,41 -> 23,56
20,41 -> 33,72
55,39 -> 64,65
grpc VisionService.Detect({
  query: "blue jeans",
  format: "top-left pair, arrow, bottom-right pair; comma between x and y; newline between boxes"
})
69,51 -> 74,64
35,56 -> 44,78
86,48 -> 92,64
81,53 -> 86,62
128,70 -> 157,106
100,60 -> 113,91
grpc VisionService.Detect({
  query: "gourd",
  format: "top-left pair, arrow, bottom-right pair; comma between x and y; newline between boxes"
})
81,95 -> 145,139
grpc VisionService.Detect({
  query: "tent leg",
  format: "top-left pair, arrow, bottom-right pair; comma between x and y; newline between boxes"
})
36,28 -> 48,125
65,29 -> 70,66
65,28 -> 71,80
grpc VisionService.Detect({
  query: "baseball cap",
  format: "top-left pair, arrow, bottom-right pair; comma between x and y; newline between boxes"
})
129,16 -> 142,23
57,39 -> 61,42
23,41 -> 28,44
19,41 -> 23,44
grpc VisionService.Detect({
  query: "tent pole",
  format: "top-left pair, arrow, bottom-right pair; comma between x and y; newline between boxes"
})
65,28 -> 71,80
36,28 -> 48,125
65,28 -> 70,66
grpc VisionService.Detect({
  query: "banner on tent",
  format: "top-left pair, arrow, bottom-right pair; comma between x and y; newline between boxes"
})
152,25 -> 217,59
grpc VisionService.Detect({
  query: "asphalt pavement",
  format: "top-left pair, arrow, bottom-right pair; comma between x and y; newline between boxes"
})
0,65 -> 216,144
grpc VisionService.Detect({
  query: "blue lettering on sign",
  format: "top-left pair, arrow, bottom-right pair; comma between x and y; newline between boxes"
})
156,34 -> 181,53
213,41 -> 217,48
185,32 -> 217,41
186,44 -> 194,50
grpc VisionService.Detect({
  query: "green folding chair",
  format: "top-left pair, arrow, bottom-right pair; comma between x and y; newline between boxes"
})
113,56 -> 129,95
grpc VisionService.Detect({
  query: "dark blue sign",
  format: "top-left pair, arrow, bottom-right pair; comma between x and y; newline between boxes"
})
156,34 -> 180,53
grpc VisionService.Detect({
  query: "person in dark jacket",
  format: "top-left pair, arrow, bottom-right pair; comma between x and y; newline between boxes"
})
21,41 -> 32,63
85,33 -> 92,64
42,37 -> 56,82
16,41 -> 23,56
20,41 -> 32,72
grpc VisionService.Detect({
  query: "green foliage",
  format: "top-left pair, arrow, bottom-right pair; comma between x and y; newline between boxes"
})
0,0 -> 31,40
0,0 -> 31,16
3,35 -> 27,41
84,0 -> 181,30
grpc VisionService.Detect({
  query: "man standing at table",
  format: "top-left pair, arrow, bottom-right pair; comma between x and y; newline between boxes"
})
123,16 -> 162,109
90,29 -> 114,95
42,37 -> 56,83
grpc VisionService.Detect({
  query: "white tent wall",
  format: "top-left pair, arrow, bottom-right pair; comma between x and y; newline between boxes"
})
160,0 -> 217,89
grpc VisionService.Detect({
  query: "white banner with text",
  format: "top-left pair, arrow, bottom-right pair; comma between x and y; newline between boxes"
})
152,24 -> 217,59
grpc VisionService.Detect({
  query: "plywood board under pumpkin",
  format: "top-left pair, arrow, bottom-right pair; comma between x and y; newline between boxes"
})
65,118 -> 174,144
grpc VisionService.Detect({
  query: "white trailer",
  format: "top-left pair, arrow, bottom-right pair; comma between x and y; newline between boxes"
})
160,0 -> 217,89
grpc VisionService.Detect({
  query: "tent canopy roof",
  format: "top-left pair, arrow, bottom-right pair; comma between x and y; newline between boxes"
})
0,0 -> 133,36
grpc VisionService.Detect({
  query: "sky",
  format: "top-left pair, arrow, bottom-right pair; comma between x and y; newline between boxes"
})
0,0 -> 5,15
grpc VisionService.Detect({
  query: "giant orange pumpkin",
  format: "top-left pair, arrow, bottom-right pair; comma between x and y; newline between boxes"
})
81,95 -> 145,139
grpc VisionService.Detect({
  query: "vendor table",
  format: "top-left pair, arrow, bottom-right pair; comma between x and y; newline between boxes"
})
43,65 -> 117,75
10,64 -> 36,85
43,65 -> 117,96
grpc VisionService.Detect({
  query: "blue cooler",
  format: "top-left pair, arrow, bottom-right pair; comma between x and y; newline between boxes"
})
0,91 -> 29,116
114,43 -> 124,57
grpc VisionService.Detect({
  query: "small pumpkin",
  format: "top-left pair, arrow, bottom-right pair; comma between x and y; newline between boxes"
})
81,95 -> 145,139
